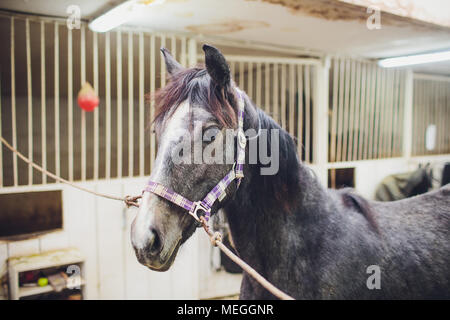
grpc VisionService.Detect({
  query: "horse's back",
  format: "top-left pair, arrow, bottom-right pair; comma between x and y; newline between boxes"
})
368,184 -> 450,299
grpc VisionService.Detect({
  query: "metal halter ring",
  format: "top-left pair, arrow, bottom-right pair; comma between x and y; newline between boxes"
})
189,201 -> 210,222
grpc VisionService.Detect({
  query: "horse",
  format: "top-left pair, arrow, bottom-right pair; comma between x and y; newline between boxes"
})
131,44 -> 450,299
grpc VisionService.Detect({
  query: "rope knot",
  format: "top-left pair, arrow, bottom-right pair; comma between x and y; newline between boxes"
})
125,195 -> 141,208
210,232 -> 222,247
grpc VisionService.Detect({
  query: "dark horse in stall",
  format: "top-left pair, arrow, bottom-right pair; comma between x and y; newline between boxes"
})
131,45 -> 450,299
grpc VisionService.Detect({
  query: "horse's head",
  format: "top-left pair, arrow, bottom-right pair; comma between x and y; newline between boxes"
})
131,45 -> 252,271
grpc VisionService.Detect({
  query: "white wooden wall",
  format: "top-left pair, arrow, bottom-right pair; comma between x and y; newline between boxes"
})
0,177 -> 241,300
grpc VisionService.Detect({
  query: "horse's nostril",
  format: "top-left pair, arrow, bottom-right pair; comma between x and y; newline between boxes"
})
147,227 -> 163,256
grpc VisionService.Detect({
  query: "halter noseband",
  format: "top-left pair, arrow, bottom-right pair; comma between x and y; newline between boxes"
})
143,89 -> 246,223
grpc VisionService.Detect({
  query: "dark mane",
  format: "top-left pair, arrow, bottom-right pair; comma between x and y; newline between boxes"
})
250,108 -> 302,213
152,67 -> 238,128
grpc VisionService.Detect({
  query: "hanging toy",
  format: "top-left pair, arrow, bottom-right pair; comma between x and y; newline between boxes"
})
77,82 -> 99,112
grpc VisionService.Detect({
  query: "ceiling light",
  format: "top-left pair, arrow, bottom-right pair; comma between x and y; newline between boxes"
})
89,0 -> 165,33
378,50 -> 450,68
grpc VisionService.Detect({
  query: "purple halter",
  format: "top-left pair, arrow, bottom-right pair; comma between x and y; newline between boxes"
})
143,89 -> 246,223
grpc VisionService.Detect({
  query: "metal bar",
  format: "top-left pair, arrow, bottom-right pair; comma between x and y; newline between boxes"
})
239,61 -> 244,89
357,62 -> 367,161
128,31 -> 134,177
171,34 -> 176,61
54,22 -> 60,181
445,83 -> 448,153
230,61 -> 235,81
347,60 -> 356,161
256,62 -> 262,108
180,36 -> 187,67
439,81 -> 446,154
336,59 -> 345,162
160,34 -> 166,87
139,32 -> 144,176
68,27 -> 73,181
280,64 -> 286,129
265,63 -> 270,115
411,79 -> 417,156
385,69 -> 396,158
11,17 -> 18,186
352,61 -> 361,161
248,61 -> 253,100
362,63 -> 373,160
80,24 -> 86,181
273,63 -> 279,124
414,79 -> 419,156
420,80 -> 428,155
304,65 -> 311,163
341,59 -> 351,162
40,21 -> 47,184
117,30 -> 123,178
93,31 -> 99,180
330,59 -> 339,162
397,71 -> 415,158
390,69 -> 400,157
379,68 -> 388,158
26,19 -> 33,185
105,32 -> 111,179
368,65 -> 379,159
416,79 -> 423,155
436,81 -> 442,154
440,81 -> 448,153
289,64 -> 295,136
150,34 -> 156,169
411,78 -> 418,156
188,38 -> 197,67
297,64 -> 303,159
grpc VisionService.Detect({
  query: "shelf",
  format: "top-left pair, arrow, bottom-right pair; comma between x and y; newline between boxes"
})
18,280 -> 85,298
8,248 -> 86,300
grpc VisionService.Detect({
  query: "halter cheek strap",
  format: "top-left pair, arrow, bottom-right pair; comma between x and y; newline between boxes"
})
143,88 -> 246,223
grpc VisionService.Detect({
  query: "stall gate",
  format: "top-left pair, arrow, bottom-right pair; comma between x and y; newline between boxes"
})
0,15 -> 321,188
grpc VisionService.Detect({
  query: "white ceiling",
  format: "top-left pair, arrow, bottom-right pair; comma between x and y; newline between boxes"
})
1,0 -> 450,74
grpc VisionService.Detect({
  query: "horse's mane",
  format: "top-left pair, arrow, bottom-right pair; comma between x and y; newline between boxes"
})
253,109 -> 302,213
152,67 -> 238,128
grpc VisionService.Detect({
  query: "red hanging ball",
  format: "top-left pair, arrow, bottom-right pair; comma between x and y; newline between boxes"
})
77,82 -> 99,112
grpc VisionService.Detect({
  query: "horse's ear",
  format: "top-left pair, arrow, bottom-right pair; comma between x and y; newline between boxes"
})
203,44 -> 230,87
160,47 -> 183,76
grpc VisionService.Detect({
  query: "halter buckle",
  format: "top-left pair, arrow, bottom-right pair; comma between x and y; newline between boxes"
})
238,129 -> 247,149
189,201 -> 211,222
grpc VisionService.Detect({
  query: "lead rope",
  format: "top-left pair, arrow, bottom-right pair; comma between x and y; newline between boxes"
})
0,135 -> 294,300
0,136 -> 141,208
199,216 -> 294,300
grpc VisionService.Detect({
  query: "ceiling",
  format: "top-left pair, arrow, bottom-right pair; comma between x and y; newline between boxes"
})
1,0 -> 450,75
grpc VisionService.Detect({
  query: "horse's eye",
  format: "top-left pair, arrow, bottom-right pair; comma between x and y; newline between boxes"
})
203,126 -> 221,143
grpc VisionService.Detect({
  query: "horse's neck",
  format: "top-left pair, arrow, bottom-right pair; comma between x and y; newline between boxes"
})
224,109 -> 334,278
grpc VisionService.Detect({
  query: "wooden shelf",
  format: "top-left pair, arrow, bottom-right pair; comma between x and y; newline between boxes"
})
8,248 -> 86,300
18,280 -> 85,299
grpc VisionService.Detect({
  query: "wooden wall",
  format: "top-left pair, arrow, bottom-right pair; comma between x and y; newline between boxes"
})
0,177 -> 242,299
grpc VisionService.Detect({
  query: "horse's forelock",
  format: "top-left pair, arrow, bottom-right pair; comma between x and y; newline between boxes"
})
151,67 -> 238,130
